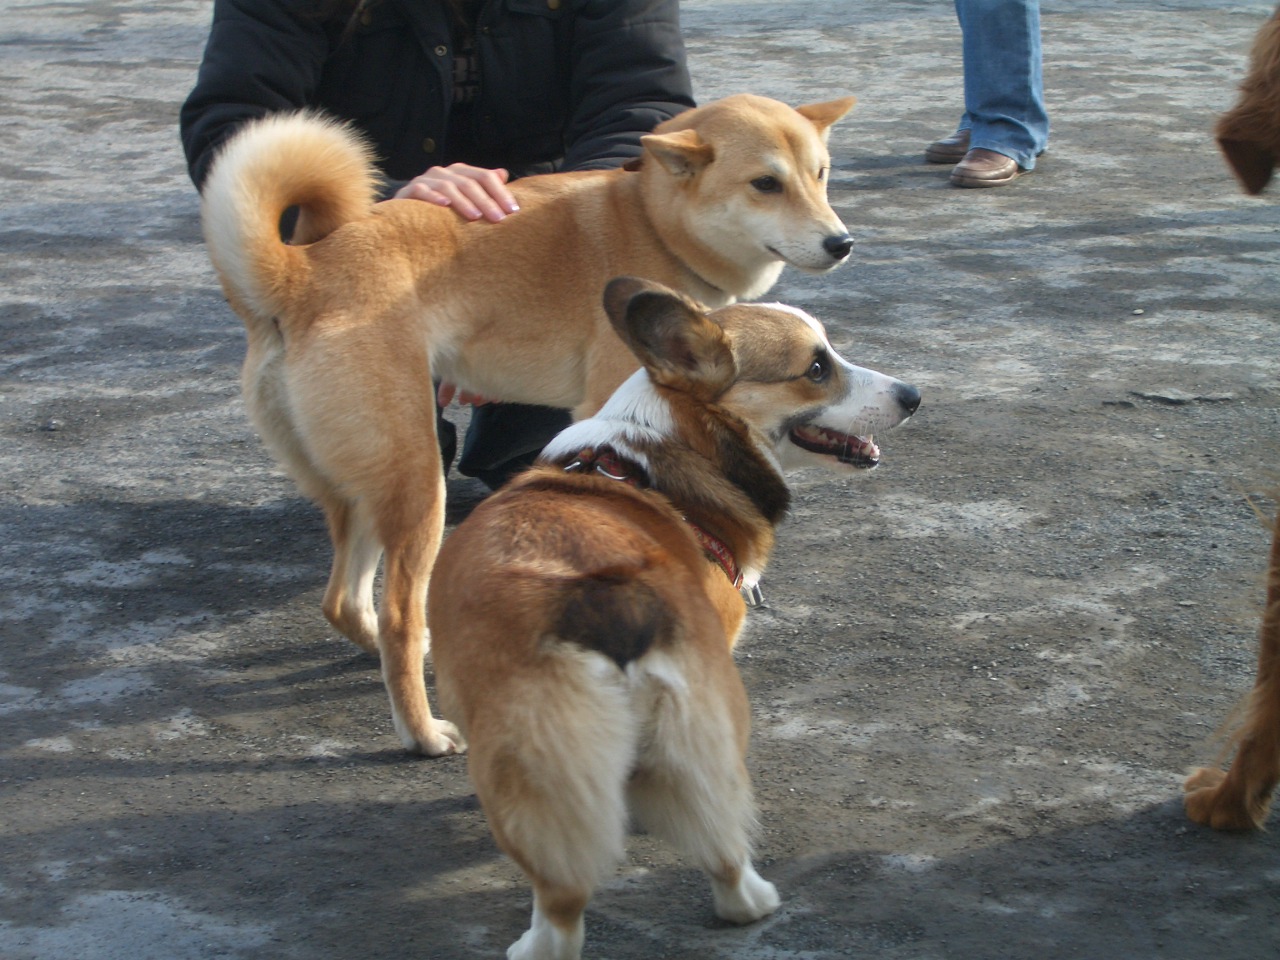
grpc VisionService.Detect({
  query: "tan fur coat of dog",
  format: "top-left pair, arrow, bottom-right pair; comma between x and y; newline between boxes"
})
200,94 -> 857,754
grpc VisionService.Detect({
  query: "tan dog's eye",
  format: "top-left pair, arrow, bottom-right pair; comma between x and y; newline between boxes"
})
806,358 -> 829,382
751,175 -> 782,194
817,167 -> 828,181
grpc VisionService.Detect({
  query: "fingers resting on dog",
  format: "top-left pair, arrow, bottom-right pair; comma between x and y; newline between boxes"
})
395,163 -> 519,222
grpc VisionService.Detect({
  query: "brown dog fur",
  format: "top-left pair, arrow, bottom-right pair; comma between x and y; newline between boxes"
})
199,94 -> 856,755
1180,9 -> 1280,829
1184,507 -> 1280,829
1217,6 -> 1280,193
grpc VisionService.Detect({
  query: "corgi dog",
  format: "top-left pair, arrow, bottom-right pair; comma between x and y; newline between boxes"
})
199,94 -> 857,754
429,277 -> 920,958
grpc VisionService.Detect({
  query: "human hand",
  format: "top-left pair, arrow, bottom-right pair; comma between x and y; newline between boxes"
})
394,164 -> 520,222
437,382 -> 495,408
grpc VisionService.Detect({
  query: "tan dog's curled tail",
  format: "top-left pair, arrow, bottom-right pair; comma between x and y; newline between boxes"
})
200,111 -> 380,323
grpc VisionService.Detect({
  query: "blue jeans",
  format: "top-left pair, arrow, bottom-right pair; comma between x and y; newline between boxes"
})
954,0 -> 1049,169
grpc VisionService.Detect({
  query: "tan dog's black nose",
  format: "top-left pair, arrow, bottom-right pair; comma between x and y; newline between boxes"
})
824,233 -> 854,260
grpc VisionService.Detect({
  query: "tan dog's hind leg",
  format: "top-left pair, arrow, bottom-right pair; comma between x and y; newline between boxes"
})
376,480 -> 463,756
266,324 -> 461,755
319,497 -> 381,655
1184,506 -> 1280,829
243,337 -> 380,657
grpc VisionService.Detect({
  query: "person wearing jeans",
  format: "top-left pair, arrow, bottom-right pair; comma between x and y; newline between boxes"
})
925,0 -> 1049,187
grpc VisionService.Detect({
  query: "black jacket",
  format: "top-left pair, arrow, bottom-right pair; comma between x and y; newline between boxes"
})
180,0 -> 695,192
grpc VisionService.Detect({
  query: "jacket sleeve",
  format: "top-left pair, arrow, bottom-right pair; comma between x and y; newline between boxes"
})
560,0 -> 695,172
179,0 -> 332,191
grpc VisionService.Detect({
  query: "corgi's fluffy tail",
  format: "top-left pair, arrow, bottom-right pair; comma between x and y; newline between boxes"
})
200,112 -> 380,329
471,640 -> 767,908
472,647 -> 639,898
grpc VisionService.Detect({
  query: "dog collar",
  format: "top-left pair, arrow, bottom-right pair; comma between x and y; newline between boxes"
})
684,520 -> 744,590
562,447 -> 648,487
562,447 -> 743,589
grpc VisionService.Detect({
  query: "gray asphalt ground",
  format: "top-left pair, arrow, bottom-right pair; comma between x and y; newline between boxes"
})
4,2 -> 1280,958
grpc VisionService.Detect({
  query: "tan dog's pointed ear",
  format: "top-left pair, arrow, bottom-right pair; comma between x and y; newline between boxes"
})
603,277 -> 734,397
795,96 -> 857,138
1218,137 -> 1276,194
640,129 -> 715,177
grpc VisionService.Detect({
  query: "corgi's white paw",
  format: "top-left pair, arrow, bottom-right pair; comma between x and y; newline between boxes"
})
712,861 -> 780,924
506,903 -> 583,960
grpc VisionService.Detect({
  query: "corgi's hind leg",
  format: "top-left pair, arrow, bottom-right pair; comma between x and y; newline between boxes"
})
505,885 -> 588,960
627,677 -> 780,925
707,856 -> 781,925
474,669 -> 636,959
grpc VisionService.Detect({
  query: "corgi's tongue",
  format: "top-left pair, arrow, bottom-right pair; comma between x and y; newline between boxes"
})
790,424 -> 880,468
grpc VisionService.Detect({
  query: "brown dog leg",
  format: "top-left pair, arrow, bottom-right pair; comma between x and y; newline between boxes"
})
1184,505 -> 1280,829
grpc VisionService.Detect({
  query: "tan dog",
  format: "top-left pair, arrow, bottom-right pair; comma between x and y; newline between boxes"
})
200,94 -> 857,755
1217,5 -> 1280,193
429,277 -> 920,959
1184,508 -> 1280,829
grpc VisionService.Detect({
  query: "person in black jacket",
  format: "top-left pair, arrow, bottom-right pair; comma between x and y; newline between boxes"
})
181,0 -> 695,487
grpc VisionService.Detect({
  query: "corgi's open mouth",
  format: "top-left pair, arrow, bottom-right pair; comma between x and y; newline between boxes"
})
789,424 -> 881,468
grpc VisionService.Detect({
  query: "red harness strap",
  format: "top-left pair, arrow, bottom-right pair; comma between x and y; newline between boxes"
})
562,447 -> 743,589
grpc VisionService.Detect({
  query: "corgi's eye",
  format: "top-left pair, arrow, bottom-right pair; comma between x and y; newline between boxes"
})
806,357 -> 830,382
751,175 -> 782,194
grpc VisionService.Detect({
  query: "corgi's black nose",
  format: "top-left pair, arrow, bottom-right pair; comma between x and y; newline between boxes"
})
895,382 -> 921,415
823,233 -> 854,260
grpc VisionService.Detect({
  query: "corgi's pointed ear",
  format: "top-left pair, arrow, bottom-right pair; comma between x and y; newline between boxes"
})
795,96 -> 857,140
640,129 -> 715,177
603,277 -> 734,396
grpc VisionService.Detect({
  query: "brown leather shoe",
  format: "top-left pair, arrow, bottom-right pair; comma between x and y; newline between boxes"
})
925,129 -> 970,164
950,148 -> 1022,187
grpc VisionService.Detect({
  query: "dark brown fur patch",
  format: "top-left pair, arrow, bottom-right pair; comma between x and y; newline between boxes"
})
642,397 -> 790,532
709,412 -> 791,525
553,575 -> 672,671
